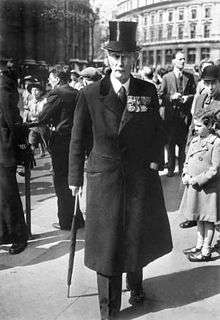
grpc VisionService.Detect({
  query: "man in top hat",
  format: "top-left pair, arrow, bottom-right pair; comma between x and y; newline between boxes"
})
68,21 -> 172,319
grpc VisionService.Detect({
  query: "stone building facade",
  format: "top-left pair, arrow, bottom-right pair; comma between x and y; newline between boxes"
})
0,0 -> 93,65
116,0 -> 220,68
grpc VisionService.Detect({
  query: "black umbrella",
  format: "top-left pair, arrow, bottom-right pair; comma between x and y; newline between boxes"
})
67,193 -> 79,298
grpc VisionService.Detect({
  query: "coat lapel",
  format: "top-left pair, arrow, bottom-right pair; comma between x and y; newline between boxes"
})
118,76 -> 137,135
99,75 -> 124,118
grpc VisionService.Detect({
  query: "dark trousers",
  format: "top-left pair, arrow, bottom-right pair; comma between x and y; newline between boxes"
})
0,165 -> 27,243
97,270 -> 142,320
50,134 -> 81,229
167,137 -> 186,173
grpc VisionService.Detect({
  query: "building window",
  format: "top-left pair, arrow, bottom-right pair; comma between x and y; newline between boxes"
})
201,48 -> 210,60
151,13 -> 155,25
190,24 -> 196,39
168,11 -> 173,22
179,9 -> 184,21
167,25 -> 173,40
165,49 -> 173,64
178,25 -> 184,39
187,48 -> 196,64
158,26 -> 163,41
156,50 -> 162,65
148,50 -> 154,65
204,24 -> 210,38
144,15 -> 147,25
159,12 -> 163,23
150,27 -> 155,42
142,50 -> 147,65
191,8 -> 197,19
144,29 -> 147,41
205,7 -> 211,18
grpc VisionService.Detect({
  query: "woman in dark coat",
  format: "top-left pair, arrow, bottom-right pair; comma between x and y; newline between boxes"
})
0,68 -> 27,254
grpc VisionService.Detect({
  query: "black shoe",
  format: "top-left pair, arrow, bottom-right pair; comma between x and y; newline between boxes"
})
9,241 -> 27,254
167,171 -> 175,177
52,222 -> 71,231
128,288 -> 146,306
188,251 -> 212,262
183,246 -> 201,255
179,220 -> 197,229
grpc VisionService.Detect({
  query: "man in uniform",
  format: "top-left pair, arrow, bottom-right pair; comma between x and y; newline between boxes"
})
68,21 -> 173,319
160,51 -> 196,177
38,69 -> 84,231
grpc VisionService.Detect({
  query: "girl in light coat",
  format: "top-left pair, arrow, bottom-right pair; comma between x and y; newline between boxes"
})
179,109 -> 220,261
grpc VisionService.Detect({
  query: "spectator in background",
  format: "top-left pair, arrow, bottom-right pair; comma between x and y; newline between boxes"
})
160,50 -> 196,177
38,69 -> 84,231
80,67 -> 102,87
141,66 -> 156,86
26,82 -> 48,157
69,70 -> 80,89
0,66 -> 28,254
21,76 -> 38,122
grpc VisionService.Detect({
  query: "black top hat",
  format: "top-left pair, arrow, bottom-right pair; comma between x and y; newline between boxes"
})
104,21 -> 140,52
201,65 -> 219,81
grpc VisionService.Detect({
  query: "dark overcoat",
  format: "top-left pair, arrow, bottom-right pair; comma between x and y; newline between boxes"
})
0,73 -> 27,243
69,75 -> 173,276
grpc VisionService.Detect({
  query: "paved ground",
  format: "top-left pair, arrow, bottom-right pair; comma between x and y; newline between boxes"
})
0,155 -> 220,320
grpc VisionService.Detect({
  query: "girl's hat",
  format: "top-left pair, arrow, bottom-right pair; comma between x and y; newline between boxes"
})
27,82 -> 43,94
201,65 -> 219,81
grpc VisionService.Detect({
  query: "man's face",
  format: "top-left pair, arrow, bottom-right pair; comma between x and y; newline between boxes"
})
48,72 -> 59,88
203,79 -> 218,97
173,52 -> 185,70
107,51 -> 137,83
31,87 -> 41,99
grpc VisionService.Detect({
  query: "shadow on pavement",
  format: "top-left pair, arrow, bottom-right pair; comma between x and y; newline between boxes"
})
33,160 -> 51,171
0,229 -> 85,270
160,174 -> 184,212
18,181 -> 54,196
118,265 -> 220,319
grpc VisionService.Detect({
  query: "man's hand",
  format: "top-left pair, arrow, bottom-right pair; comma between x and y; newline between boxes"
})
182,174 -> 191,185
149,162 -> 159,171
69,186 -> 81,196
171,92 -> 182,101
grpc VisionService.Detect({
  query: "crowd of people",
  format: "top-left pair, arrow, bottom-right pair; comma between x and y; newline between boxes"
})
0,19 -> 220,320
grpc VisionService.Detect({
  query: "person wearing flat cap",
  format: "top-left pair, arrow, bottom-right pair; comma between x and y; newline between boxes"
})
80,67 -> 102,86
68,21 -> 172,319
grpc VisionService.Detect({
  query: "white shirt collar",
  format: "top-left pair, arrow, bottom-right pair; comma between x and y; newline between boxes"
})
110,73 -> 130,95
173,67 -> 183,79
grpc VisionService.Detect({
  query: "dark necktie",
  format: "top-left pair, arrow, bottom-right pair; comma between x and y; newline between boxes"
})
178,73 -> 183,94
118,86 -> 127,107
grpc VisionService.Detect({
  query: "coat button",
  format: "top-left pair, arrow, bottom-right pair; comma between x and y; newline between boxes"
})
198,156 -> 203,161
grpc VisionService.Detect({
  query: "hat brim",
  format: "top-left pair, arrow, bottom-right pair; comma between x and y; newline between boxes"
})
104,41 -> 140,53
202,77 -> 218,81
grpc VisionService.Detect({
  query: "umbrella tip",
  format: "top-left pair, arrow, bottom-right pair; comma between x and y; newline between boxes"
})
67,286 -> 70,298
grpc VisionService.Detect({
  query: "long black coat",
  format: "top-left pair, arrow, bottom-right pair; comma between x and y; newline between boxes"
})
69,75 -> 173,276
0,73 -> 27,243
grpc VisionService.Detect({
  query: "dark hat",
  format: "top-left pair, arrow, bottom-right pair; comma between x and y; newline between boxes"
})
27,82 -> 43,93
80,67 -> 102,81
104,21 -> 140,52
24,75 -> 38,83
70,70 -> 80,78
201,65 -> 219,81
